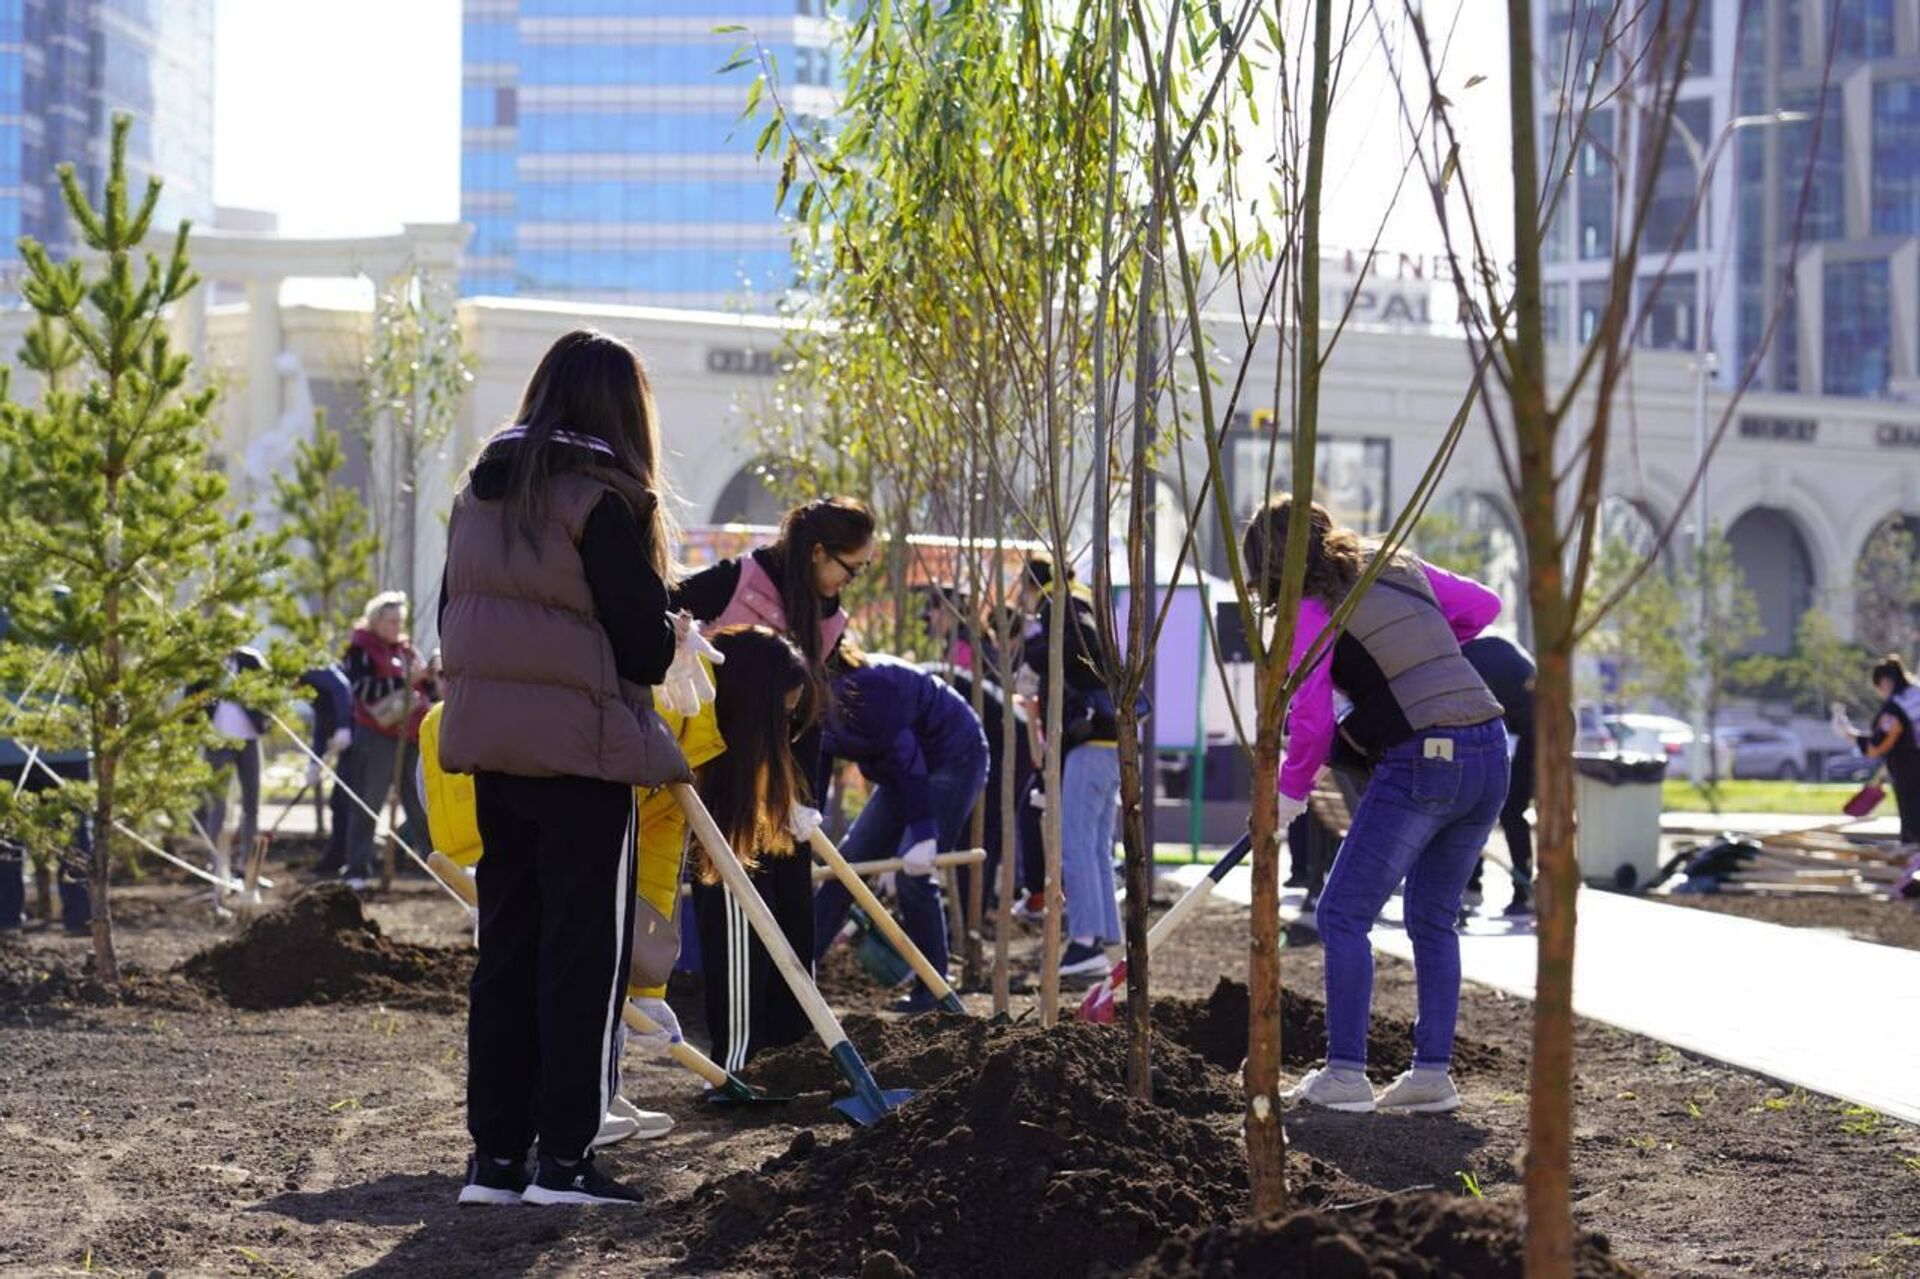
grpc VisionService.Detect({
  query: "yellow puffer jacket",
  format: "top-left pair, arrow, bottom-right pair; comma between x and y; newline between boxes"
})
417,663 -> 728,999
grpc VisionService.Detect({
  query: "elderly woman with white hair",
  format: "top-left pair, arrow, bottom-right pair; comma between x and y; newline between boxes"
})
339,590 -> 430,889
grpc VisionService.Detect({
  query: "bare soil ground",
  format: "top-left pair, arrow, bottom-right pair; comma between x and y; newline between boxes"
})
1650,890 -> 1920,952
1,856 -> 1916,1277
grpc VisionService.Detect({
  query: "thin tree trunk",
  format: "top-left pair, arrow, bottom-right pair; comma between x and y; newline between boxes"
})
33,859 -> 52,924
1504,0 -> 1577,1268
1116,700 -> 1152,1098
1244,658 -> 1286,1213
1527,637 -> 1579,1277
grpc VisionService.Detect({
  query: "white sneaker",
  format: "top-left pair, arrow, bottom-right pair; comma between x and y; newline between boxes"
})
609,1094 -> 674,1138
1376,1067 -> 1461,1114
591,1096 -> 673,1148
1282,1065 -> 1376,1113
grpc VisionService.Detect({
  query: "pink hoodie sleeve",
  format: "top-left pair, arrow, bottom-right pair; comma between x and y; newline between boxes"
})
1420,561 -> 1502,643
1276,596 -> 1335,803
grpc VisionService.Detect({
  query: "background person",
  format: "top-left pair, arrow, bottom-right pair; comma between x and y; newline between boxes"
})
437,328 -> 682,1208
1835,654 -> 1920,846
670,497 -> 875,1059
197,646 -> 268,883
814,646 -> 988,1013
1014,553 -> 1123,982
1461,634 -> 1538,917
1246,496 -> 1506,1116
340,591 -> 430,889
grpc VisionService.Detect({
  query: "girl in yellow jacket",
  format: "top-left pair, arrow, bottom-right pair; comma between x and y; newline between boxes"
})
420,626 -> 815,1119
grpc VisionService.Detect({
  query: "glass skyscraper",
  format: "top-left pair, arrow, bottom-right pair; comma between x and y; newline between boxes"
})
461,1 -> 836,307
0,0 -> 214,285
1535,0 -> 1920,399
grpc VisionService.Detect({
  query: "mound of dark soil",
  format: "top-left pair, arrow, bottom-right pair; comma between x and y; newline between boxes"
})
1156,978 -> 1506,1083
688,1019 -> 1356,1279
744,1011 -> 1238,1114
0,944 -> 203,1012
1138,1190 -> 1641,1278
178,884 -> 470,1011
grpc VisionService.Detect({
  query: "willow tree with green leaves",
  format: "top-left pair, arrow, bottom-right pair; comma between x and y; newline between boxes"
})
0,115 -> 288,983
742,0 -> 1130,1025
271,413 -> 378,662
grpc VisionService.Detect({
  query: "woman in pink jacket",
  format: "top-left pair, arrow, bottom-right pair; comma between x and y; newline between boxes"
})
1244,496 -> 1507,1117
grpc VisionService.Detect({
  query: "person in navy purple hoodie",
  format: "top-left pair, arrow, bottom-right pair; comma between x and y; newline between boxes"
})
813,645 -> 988,1013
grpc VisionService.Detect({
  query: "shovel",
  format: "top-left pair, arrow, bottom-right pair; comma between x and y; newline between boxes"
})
673,784 -> 911,1125
425,851 -> 787,1108
1079,832 -> 1253,1024
805,828 -> 970,1016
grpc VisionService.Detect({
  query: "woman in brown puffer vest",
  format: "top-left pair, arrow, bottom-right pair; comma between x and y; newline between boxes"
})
437,328 -> 683,1208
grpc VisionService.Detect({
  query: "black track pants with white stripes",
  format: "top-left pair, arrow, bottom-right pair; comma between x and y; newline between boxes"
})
468,771 -> 637,1163
691,849 -> 814,1074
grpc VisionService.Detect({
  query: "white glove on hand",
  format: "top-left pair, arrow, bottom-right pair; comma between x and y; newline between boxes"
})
901,838 -> 938,876
1029,787 -> 1048,812
306,758 -> 322,786
659,614 -> 725,716
630,996 -> 682,1051
789,803 -> 824,844
1013,667 -> 1040,699
329,727 -> 353,754
1275,790 -> 1309,830
1830,703 -> 1857,742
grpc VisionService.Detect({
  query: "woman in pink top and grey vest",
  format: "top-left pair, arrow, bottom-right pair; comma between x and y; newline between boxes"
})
670,496 -> 877,1069
1245,496 -> 1508,1118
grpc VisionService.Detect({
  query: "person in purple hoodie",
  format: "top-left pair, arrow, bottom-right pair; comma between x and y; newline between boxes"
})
813,645 -> 988,1013
1245,496 -> 1507,1117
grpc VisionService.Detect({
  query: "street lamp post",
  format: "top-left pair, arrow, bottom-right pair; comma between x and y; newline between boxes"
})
1662,107 -> 1805,785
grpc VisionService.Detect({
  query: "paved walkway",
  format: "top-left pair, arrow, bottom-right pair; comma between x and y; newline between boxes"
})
1660,811 -> 1902,839
1163,861 -> 1920,1125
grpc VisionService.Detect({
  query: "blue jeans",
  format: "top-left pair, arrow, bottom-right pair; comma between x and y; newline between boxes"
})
1060,743 -> 1122,944
813,747 -> 988,997
1315,720 -> 1508,1071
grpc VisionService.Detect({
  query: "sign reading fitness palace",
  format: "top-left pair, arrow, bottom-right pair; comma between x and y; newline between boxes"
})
1311,247 -> 1492,332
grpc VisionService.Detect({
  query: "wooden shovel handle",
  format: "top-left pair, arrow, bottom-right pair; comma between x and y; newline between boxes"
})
670,783 -> 850,1052
806,829 -> 958,1002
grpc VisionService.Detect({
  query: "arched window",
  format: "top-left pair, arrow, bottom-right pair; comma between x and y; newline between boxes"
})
1726,506 -> 1816,656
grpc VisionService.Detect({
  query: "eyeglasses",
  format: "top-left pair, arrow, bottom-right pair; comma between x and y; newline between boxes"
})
828,549 -> 867,580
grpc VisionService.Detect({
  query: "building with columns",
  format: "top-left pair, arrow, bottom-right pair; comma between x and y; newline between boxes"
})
6,220 -> 1910,667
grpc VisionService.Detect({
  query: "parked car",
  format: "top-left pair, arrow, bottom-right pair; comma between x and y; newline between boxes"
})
1575,702 -> 1618,754
1724,724 -> 1808,780
1824,751 -> 1879,783
1601,713 -> 1732,781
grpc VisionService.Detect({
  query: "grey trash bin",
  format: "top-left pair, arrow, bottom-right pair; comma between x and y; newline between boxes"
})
1573,752 -> 1668,890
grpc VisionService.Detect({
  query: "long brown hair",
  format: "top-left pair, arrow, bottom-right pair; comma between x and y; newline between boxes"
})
1241,494 -> 1371,608
696,625 -> 813,877
492,329 -> 677,577
765,497 -> 875,675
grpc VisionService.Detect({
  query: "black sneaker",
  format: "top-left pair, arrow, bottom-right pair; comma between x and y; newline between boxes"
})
1504,886 -> 1534,918
1059,941 -> 1112,981
457,1152 -> 529,1206
521,1153 -> 644,1207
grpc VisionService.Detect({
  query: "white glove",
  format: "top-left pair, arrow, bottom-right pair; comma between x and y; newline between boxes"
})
789,803 -> 824,844
901,838 -> 938,876
1013,667 -> 1040,699
630,996 -> 682,1051
1029,787 -> 1048,811
1830,703 -> 1857,742
1275,790 -> 1309,830
659,614 -> 725,716
306,758 -> 322,786
877,871 -> 898,897
329,727 -> 353,754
